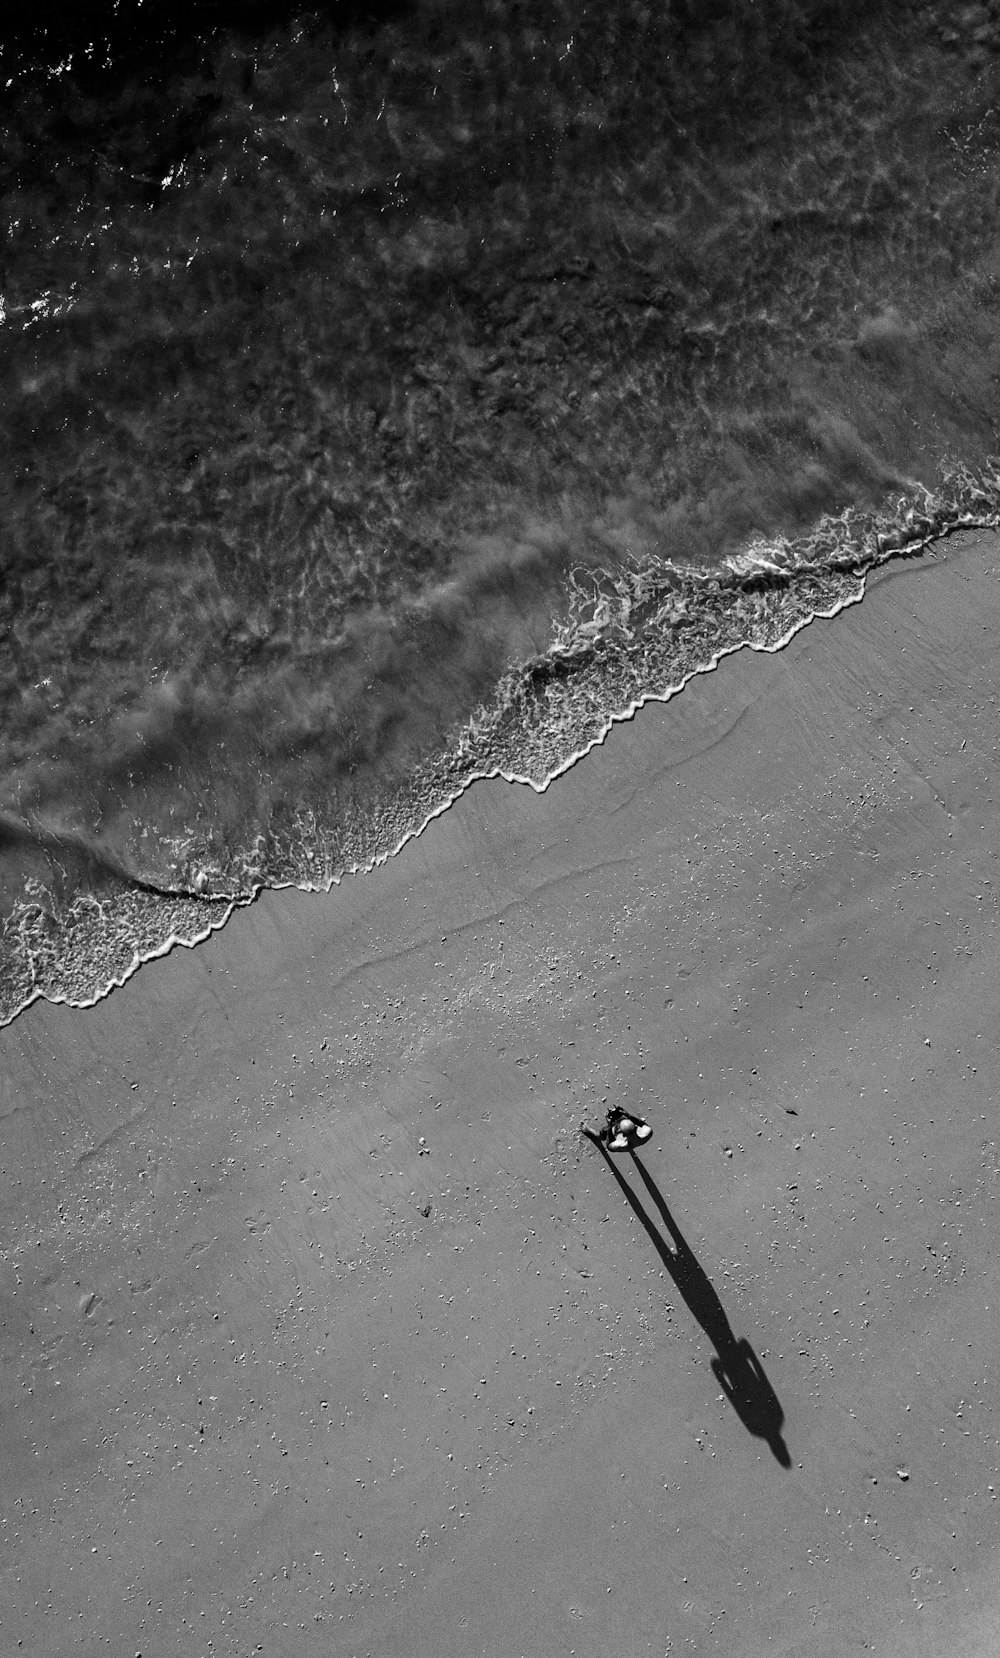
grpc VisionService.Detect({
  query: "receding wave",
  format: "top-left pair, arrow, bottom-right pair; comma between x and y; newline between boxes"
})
3,460 -> 998,1027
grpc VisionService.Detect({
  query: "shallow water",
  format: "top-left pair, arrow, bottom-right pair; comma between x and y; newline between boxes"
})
4,1 -> 1000,1022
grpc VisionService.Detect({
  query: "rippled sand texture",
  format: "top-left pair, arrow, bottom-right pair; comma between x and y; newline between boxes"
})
5,2 -> 1000,1018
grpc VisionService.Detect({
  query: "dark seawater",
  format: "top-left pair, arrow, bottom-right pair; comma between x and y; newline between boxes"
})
4,0 -> 1000,1022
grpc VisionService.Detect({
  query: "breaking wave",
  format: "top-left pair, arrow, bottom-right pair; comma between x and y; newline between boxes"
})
4,459 -> 999,1027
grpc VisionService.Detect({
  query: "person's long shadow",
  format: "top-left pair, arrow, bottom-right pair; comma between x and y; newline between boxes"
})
585,1132 -> 791,1468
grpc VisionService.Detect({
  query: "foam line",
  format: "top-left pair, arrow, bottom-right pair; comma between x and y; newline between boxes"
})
2,479 -> 998,1028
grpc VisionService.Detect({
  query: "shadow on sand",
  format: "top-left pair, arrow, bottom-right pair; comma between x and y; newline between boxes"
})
585,1132 -> 792,1468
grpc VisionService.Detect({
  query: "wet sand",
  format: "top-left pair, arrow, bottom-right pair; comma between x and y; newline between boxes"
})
4,528 -> 1000,1656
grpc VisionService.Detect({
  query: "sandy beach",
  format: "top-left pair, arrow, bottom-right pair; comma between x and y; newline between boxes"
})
4,526 -> 1000,1656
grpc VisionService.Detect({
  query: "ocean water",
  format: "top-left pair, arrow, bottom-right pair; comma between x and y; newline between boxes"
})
4,0 -> 1000,1024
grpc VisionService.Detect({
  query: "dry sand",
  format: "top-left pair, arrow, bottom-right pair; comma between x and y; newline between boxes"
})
4,528 -> 1000,1656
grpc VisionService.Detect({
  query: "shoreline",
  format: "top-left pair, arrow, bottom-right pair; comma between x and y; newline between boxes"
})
3,527 -> 1000,1653
8,477 -> 1000,1034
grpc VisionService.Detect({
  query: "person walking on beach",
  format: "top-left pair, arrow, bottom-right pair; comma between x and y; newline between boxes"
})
597,1105 -> 653,1153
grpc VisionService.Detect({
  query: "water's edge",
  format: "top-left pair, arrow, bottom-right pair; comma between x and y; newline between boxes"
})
3,464 -> 998,1029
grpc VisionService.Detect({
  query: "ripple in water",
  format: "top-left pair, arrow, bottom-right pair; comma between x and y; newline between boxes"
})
4,3 -> 1000,1021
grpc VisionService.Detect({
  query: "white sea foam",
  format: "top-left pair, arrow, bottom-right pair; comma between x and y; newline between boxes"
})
5,461 -> 998,1028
